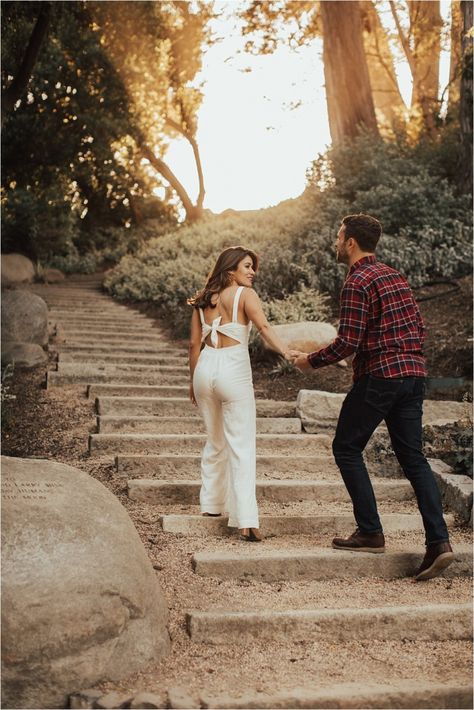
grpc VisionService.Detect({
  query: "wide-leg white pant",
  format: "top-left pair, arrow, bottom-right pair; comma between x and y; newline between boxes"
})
193,344 -> 259,529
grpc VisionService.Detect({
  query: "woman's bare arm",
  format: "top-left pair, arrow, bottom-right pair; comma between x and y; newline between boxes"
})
189,308 -> 202,404
243,289 -> 293,359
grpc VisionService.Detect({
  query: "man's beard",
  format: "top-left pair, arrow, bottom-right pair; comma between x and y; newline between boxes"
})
336,247 -> 349,264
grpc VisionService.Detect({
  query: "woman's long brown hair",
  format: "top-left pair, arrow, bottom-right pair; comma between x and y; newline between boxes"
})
188,246 -> 259,310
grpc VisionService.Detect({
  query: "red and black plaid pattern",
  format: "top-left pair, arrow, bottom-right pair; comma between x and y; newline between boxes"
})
308,255 -> 427,381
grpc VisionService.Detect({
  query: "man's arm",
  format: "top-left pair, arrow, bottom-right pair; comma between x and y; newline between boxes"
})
295,281 -> 369,371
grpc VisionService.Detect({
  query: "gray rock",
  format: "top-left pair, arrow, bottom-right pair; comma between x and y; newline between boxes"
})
1,456 -> 170,710
95,691 -> 134,708
69,688 -> 103,709
1,341 -> 47,369
42,267 -> 65,284
1,289 -> 48,346
429,458 -> 473,522
168,687 -> 199,709
297,389 -> 466,434
130,692 -> 166,709
1,253 -> 35,286
262,321 -> 337,354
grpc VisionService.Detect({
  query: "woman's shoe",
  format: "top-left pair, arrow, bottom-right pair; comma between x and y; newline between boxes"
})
202,512 -> 222,517
240,527 -> 263,542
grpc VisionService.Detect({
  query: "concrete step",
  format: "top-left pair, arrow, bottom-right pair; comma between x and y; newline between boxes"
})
59,352 -> 186,366
88,384 -> 188,399
58,343 -> 176,355
160,512 -> 431,536
57,333 -> 168,344
57,324 -> 164,335
199,681 -> 473,710
116,451 -> 404,482
186,603 -> 472,644
192,546 -> 473,581
56,362 -> 188,375
49,312 -> 150,321
46,371 -> 188,388
97,396 -> 295,418
89,432 -> 331,456
116,453 -> 337,478
129,478 -> 414,504
97,415 -> 301,435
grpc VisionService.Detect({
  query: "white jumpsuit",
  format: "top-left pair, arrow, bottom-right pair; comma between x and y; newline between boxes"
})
192,286 -> 259,529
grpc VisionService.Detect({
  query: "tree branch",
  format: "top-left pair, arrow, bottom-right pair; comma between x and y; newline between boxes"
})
165,117 -> 205,209
388,0 -> 416,75
1,1 -> 52,122
140,141 -> 200,221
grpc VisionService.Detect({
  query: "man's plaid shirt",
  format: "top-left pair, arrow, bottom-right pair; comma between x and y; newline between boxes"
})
308,255 -> 427,381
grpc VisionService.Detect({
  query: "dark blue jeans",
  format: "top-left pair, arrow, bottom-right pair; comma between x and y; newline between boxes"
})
332,375 -> 449,545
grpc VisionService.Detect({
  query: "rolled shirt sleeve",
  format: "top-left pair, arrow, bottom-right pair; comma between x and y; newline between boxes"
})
308,282 -> 369,369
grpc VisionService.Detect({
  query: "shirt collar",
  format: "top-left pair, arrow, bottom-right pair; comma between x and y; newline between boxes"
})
348,254 -> 376,276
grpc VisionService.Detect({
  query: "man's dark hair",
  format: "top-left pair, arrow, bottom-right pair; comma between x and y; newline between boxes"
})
342,214 -> 382,252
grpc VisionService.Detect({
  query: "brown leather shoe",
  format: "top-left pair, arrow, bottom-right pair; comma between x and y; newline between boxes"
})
332,528 -> 385,553
414,542 -> 454,581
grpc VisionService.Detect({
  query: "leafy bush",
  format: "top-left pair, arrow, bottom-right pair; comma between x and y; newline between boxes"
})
105,132 -> 472,337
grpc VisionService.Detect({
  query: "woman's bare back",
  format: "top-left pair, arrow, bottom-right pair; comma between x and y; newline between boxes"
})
202,286 -> 250,348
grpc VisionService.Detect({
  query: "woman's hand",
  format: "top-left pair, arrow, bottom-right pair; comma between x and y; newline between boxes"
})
283,350 -> 296,362
189,383 -> 197,406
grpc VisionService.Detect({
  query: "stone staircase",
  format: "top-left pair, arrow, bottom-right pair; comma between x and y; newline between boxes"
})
33,276 -> 473,709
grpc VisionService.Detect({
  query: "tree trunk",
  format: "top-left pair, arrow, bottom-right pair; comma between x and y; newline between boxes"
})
447,0 -> 462,119
360,1 -> 407,136
408,0 -> 443,136
166,117 -> 205,211
459,0 -> 473,192
320,0 -> 379,144
1,2 -> 52,124
140,143 -> 203,222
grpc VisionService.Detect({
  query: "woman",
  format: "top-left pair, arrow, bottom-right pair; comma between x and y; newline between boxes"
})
188,246 -> 293,542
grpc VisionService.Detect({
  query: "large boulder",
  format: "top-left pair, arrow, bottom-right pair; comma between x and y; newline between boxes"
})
297,389 -> 467,434
1,254 -> 35,286
263,322 -> 347,367
1,342 -> 48,369
263,321 -> 337,354
1,289 -> 48,346
41,267 -> 65,284
1,456 -> 170,709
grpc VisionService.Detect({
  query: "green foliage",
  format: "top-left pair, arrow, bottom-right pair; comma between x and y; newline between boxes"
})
105,132 -> 472,337
1,364 -> 16,428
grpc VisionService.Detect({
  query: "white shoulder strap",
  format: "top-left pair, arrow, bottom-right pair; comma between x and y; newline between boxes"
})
198,308 -> 205,325
232,286 -> 245,322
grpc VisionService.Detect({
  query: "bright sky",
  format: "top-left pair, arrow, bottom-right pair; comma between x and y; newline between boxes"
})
163,1 -> 452,215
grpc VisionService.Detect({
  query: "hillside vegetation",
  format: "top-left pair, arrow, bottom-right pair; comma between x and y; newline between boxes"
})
104,134 -> 472,337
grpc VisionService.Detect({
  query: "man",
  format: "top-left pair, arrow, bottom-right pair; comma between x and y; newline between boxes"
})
292,213 -> 454,581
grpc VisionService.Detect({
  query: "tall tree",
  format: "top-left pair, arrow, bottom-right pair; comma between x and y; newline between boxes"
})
1,1 -> 51,124
360,1 -> 407,136
91,0 -> 212,222
389,0 -> 442,137
320,1 -> 379,143
459,0 -> 473,191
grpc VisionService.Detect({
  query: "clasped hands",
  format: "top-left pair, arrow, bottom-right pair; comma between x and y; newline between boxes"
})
283,349 -> 312,371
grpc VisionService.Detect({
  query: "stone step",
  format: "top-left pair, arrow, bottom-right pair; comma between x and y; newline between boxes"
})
186,603 -> 472,644
129,478 -> 414,504
161,512 -> 430,536
192,546 -> 473,581
115,453 -> 394,480
50,318 -> 153,328
57,324 -> 164,335
199,681 -> 473,710
56,362 -> 188,375
57,333 -> 168,344
59,343 -> 176,355
48,311 -> 150,320
97,396 -> 295,418
59,353 -> 187,366
89,432 -> 331,456
116,453 -> 336,478
46,371 -> 188,388
97,415 -> 301,435
89,384 -> 188,399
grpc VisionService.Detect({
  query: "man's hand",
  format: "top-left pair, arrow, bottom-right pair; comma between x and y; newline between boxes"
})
289,350 -> 312,371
